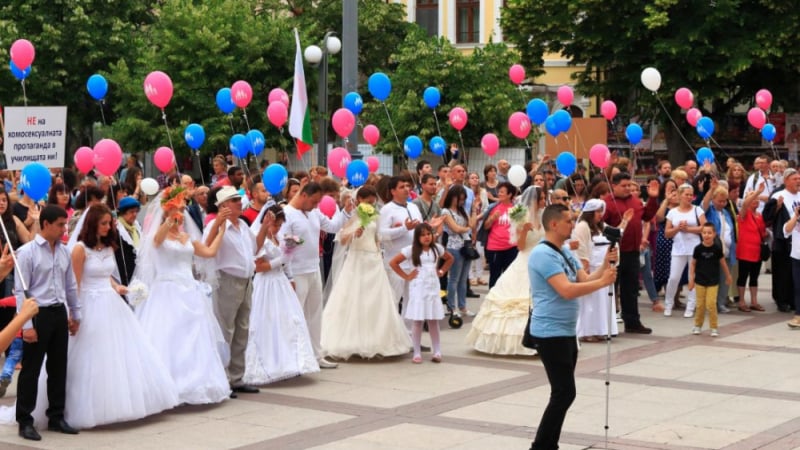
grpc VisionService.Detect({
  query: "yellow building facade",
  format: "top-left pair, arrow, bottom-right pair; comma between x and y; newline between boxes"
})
390,0 -> 595,117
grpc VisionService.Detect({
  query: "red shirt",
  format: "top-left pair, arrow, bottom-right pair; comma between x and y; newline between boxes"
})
242,206 -> 261,225
736,210 -> 765,263
602,193 -> 659,252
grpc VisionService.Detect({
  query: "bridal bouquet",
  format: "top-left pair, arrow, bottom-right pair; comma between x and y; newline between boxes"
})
283,234 -> 305,255
356,203 -> 378,228
127,278 -> 149,307
509,204 -> 528,224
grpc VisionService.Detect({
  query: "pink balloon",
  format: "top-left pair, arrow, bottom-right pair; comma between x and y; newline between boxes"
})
686,108 -> 702,127
507,112 -> 532,139
153,146 -> 176,173
481,133 -> 500,157
589,144 -> 611,169
366,156 -> 380,173
143,71 -> 173,109
318,195 -> 337,219
363,124 -> 380,146
267,101 -> 288,128
509,64 -> 525,85
331,108 -> 356,138
557,86 -> 574,107
327,147 -> 351,178
73,146 -> 94,174
268,88 -> 289,108
755,89 -> 772,111
448,107 -> 468,131
231,80 -> 253,108
10,39 -> 35,71
674,87 -> 694,109
600,100 -> 617,121
747,107 -> 767,130
93,139 -> 123,176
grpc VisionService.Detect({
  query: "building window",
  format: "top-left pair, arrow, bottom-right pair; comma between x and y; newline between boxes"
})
416,0 -> 438,37
456,0 -> 479,43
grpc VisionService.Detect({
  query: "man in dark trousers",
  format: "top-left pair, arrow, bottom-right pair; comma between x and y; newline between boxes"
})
603,173 -> 659,334
15,205 -> 81,440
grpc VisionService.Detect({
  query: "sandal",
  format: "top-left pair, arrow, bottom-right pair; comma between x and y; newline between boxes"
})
580,336 -> 601,343
737,304 -> 751,312
750,304 -> 765,312
431,353 -> 442,363
412,355 -> 422,364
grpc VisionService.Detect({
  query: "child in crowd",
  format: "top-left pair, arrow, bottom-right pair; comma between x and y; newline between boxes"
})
689,223 -> 732,337
390,223 -> 453,364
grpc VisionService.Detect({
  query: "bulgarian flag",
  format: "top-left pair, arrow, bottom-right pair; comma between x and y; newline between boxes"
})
289,28 -> 313,159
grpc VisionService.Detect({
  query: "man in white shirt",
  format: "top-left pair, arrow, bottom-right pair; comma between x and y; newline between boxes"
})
743,155 -> 775,213
203,186 -> 261,395
380,177 -> 423,315
280,182 -> 351,368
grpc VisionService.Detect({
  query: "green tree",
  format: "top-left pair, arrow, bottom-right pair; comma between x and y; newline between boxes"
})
0,0 -> 156,150
502,0 -> 800,164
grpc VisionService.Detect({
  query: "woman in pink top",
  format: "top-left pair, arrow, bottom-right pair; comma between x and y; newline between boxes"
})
482,182 -> 518,287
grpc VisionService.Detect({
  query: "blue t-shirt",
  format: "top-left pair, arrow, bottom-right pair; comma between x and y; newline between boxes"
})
528,240 -> 581,337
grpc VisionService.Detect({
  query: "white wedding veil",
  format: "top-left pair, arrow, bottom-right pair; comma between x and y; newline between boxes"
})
510,186 -> 543,244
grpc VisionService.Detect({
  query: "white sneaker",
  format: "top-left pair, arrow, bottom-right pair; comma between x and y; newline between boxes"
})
664,307 -> 673,317
710,329 -> 719,337
616,312 -> 623,323
683,309 -> 695,318
318,357 -> 339,369
691,326 -> 701,335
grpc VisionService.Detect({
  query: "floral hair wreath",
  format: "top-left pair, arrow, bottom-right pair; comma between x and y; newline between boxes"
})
161,186 -> 187,212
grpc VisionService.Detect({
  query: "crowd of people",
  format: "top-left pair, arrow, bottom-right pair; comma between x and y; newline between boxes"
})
0,148 -> 794,444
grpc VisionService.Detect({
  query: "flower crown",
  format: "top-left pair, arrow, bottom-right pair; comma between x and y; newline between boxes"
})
161,186 -> 186,211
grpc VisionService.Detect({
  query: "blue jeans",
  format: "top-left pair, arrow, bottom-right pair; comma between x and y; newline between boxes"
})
1,337 -> 22,381
639,247 -> 658,302
447,248 -> 471,310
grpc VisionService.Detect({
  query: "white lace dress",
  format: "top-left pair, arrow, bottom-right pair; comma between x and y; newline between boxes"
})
135,238 -> 231,404
243,239 -> 319,384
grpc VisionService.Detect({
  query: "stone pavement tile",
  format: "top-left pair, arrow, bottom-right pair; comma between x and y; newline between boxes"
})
678,350 -> 800,392
721,321 -> 800,348
623,422 -> 749,448
318,423 -> 525,450
223,404 -> 353,430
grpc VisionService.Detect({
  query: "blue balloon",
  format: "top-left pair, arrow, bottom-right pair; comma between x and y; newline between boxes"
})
761,123 -> 777,142
527,99 -> 549,125
346,160 -> 369,187
184,123 -> 205,150
696,117 -> 715,140
553,109 -> 572,133
556,152 -> 577,177
404,135 -> 423,159
229,134 -> 248,158
368,72 -> 392,101
263,163 -> 288,195
9,61 -> 30,81
20,162 -> 51,201
696,147 -> 715,165
216,88 -> 236,114
429,136 -> 446,156
545,115 -> 560,137
343,92 -> 363,115
423,87 -> 441,109
247,129 -> 266,156
625,123 -> 644,145
86,74 -> 108,100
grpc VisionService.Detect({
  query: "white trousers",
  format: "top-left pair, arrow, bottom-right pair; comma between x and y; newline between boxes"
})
664,254 -> 696,310
294,271 -> 324,359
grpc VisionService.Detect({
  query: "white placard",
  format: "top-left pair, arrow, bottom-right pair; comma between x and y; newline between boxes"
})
3,106 -> 67,170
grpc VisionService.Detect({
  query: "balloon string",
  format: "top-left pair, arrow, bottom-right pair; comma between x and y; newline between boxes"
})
109,177 -> 129,283
0,216 -> 28,293
382,102 -> 402,149
457,131 -> 467,166
654,95 -> 697,156
196,153 -> 206,186
161,109 -> 181,178
227,116 -> 236,135
21,80 -> 27,108
517,85 -> 528,109
242,109 -> 251,132
432,110 -> 446,164
99,101 -> 107,127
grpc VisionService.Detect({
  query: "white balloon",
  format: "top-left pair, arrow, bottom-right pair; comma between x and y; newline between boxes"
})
140,177 -> 159,196
640,67 -> 661,92
508,165 -> 527,188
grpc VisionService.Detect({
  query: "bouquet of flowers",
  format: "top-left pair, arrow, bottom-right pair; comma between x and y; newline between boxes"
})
127,278 -> 149,307
283,234 -> 305,255
509,204 -> 528,224
356,203 -> 378,228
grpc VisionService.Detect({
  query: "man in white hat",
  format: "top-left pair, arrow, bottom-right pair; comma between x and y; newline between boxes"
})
203,186 -> 267,396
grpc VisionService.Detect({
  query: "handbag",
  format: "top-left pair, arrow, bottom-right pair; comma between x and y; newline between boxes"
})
522,309 -> 536,349
460,241 -> 480,260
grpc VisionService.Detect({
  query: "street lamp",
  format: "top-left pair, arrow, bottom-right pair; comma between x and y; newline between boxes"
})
304,32 -> 341,167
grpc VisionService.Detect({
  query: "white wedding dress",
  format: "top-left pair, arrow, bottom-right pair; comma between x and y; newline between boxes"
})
243,239 -> 319,385
321,220 -> 412,359
466,225 -> 544,355
135,238 -> 231,404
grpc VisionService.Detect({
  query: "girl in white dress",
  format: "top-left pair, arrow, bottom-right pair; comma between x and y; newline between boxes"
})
321,186 -> 412,360
244,205 -> 319,384
134,187 -> 231,404
67,204 -> 178,428
389,223 -> 453,364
